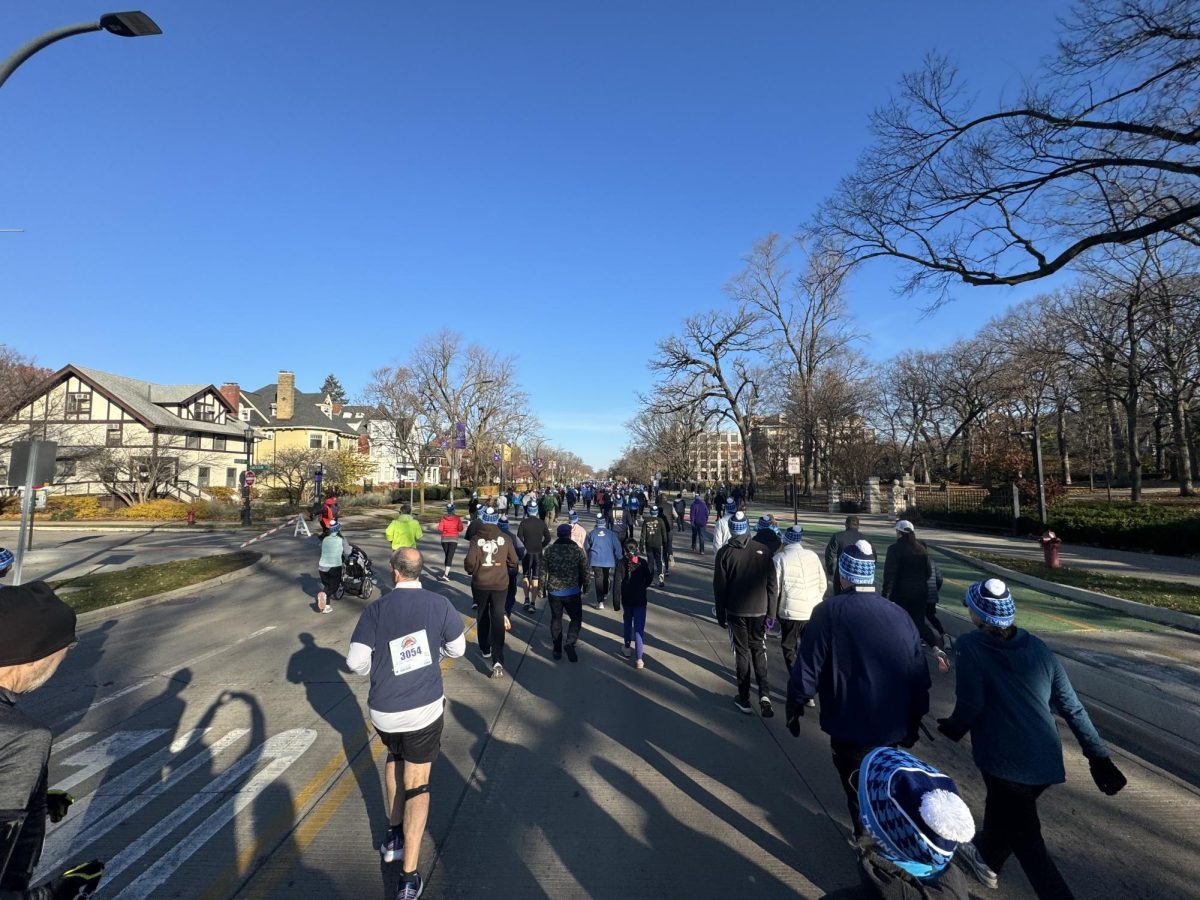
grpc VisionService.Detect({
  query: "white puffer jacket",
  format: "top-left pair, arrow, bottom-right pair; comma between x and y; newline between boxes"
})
772,543 -> 827,622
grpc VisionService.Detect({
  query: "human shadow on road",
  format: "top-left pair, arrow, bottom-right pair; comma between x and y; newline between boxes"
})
286,632 -> 387,838
44,618 -> 117,735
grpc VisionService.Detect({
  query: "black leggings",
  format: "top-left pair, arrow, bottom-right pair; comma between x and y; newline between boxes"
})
442,541 -> 457,568
926,603 -> 947,640
975,774 -> 1074,899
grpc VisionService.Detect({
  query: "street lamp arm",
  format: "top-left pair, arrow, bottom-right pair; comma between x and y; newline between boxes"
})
0,21 -> 103,91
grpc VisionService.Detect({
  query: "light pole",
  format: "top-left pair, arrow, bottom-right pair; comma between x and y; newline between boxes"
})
1,12 -> 161,93
241,426 -> 255,525
1016,427 -> 1048,526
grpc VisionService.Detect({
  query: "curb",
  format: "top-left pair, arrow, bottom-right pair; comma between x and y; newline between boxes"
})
75,552 -> 271,627
930,543 -> 1200,636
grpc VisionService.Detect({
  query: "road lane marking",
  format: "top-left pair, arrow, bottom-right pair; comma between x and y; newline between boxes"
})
52,730 -> 167,792
50,732 -> 94,756
96,729 -> 313,889
113,728 -> 317,900
36,728 -> 248,880
50,625 -> 278,729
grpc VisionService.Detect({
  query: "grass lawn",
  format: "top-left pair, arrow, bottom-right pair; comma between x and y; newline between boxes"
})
965,551 -> 1200,618
50,551 -> 261,614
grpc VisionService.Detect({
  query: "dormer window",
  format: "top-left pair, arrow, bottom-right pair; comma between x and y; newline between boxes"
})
269,403 -> 277,417
197,403 -> 216,422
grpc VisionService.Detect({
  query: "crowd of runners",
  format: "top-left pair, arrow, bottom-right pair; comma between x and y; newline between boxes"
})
0,477 -> 1132,900
308,481 -> 1130,899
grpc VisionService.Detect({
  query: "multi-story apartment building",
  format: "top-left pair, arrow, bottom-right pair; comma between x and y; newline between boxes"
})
688,429 -> 744,484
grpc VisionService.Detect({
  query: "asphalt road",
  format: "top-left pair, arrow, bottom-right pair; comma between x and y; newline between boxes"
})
14,513 -> 1200,898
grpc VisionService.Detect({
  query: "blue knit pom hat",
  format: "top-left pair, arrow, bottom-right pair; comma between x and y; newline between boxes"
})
757,515 -> 775,531
725,499 -> 737,514
838,540 -> 876,586
965,579 -> 1016,627
783,525 -> 804,544
859,747 -> 975,881
569,511 -> 579,523
729,511 -> 748,535
480,506 -> 499,524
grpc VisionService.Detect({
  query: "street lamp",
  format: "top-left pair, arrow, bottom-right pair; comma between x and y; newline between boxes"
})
241,426 -> 255,525
0,12 -> 162,93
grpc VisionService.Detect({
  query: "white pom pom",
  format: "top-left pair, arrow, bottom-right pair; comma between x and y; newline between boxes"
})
854,539 -> 874,555
983,578 -> 1007,596
919,789 -> 975,843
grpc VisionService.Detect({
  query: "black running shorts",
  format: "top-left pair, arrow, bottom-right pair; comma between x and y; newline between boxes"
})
377,713 -> 444,765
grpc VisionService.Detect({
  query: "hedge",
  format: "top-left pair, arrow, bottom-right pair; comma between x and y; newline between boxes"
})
914,502 -> 1200,555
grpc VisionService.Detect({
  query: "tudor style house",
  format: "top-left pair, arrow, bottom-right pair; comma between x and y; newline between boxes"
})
0,365 -> 252,503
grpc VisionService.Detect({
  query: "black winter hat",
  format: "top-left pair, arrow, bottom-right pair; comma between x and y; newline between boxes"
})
0,581 -> 77,666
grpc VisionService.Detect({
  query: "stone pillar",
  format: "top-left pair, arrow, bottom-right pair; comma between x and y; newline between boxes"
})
888,479 -> 903,517
864,476 -> 881,514
828,481 -> 841,514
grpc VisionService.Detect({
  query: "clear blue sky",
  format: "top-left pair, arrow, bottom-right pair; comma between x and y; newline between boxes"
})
3,1 -> 1071,468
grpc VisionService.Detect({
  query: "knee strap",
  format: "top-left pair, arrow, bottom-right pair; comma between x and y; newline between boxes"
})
404,783 -> 430,801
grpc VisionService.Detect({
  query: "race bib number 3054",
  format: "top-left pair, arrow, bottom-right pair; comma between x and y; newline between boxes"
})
389,629 -> 433,676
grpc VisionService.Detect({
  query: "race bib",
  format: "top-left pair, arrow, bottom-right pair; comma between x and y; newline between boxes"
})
389,629 -> 433,676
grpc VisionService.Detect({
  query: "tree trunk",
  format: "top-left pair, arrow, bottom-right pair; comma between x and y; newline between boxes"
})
1107,396 -> 1128,481
1125,399 -> 1142,502
1171,397 -> 1195,496
959,424 -> 973,485
1153,414 -> 1165,475
802,426 -> 816,496
1057,406 -> 1071,485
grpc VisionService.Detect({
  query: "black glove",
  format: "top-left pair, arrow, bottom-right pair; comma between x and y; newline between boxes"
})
46,790 -> 74,824
1089,756 -> 1127,796
51,860 -> 104,898
936,717 -> 967,742
785,700 -> 804,737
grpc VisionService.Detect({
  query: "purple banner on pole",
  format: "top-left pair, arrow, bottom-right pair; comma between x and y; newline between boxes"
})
454,422 -> 467,450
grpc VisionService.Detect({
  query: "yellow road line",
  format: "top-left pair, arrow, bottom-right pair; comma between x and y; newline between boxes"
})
222,613 -> 478,899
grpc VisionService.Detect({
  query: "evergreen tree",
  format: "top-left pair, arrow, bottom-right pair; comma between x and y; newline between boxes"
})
320,373 -> 347,403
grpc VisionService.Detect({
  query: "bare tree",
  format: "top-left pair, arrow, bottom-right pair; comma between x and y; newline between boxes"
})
362,364 -> 436,510
269,447 -> 323,508
729,234 -> 860,492
651,307 -> 768,489
812,0 -> 1200,296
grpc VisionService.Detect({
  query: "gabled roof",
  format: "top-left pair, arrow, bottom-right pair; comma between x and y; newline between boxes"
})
69,366 -> 246,437
240,384 -> 358,434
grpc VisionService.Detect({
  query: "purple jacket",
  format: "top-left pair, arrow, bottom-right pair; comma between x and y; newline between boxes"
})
690,497 -> 709,527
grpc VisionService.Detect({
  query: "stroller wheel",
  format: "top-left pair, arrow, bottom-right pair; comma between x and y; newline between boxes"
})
362,579 -> 374,600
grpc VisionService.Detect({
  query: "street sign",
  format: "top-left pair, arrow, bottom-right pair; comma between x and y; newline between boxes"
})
787,456 -> 801,475
249,464 -> 271,473
7,441 -> 57,487
244,471 -> 256,487
233,458 -> 249,464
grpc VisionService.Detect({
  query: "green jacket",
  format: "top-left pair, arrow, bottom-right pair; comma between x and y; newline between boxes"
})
385,514 -> 423,549
640,516 -> 664,550
538,494 -> 559,517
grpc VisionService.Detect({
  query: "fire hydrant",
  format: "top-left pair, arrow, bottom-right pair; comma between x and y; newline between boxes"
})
1039,530 -> 1061,568
186,508 -> 196,526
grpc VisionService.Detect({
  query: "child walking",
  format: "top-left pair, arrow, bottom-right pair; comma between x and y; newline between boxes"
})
620,540 -> 653,668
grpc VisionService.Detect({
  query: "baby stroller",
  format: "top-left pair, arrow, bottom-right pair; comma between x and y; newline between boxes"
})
342,545 -> 376,599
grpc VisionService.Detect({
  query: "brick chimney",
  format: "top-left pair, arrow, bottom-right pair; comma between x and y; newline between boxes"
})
276,371 -> 295,421
219,382 -> 240,413
332,402 -> 342,416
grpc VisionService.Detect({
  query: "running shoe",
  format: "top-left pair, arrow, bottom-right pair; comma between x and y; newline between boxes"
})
395,871 -> 424,900
759,697 -> 775,718
565,643 -> 578,663
658,575 -> 665,586
597,601 -> 605,610
321,604 -> 332,614
490,663 -> 505,679
482,648 -> 492,659
635,658 -> 644,669
379,828 -> 403,863
806,698 -> 816,708
955,842 -> 999,889
523,601 -> 535,614
622,645 -> 632,658
733,696 -> 753,715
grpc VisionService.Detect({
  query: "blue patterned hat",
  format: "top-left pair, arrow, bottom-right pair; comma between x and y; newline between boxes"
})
725,499 -> 737,514
729,511 -> 748,535
569,511 -> 579,523
480,506 -> 499,524
964,579 -> 1015,627
498,515 -> 510,531
838,540 -> 876,586
783,525 -> 804,544
757,515 -> 774,531
859,747 -> 975,880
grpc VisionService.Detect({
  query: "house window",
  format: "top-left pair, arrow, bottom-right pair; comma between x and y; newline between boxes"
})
226,468 -> 236,488
239,407 -> 251,422
196,403 -> 216,422
106,424 -> 122,447
309,433 -> 323,449
66,392 -> 92,419
213,437 -> 227,452
56,460 -> 77,478
269,403 -> 277,417
327,439 -> 335,449
197,466 -> 210,487
185,434 -> 200,449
